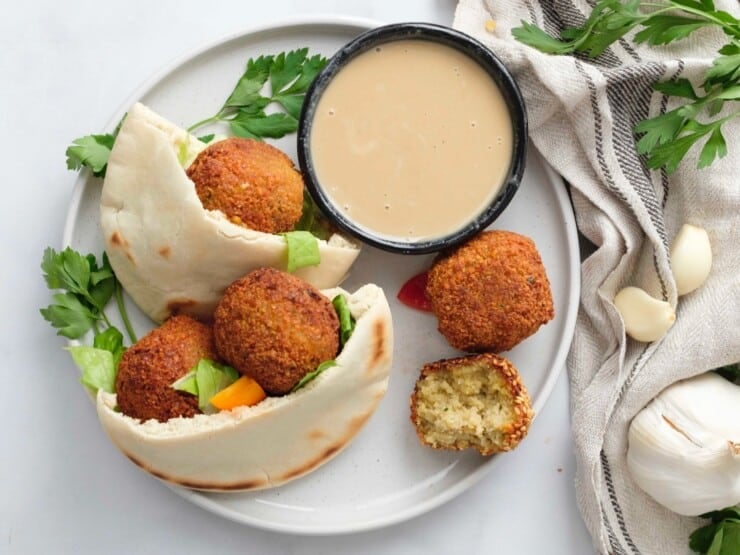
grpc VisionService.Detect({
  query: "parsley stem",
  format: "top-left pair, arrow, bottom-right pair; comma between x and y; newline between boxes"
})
100,311 -> 113,329
665,4 -> 740,40
187,115 -> 221,134
114,279 -> 138,344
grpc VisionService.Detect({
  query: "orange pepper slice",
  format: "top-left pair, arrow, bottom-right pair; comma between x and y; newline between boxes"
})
210,375 -> 266,410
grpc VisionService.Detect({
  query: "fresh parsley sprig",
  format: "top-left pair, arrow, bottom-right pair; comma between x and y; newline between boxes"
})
65,134 -> 116,177
65,116 -> 124,178
65,48 -> 327,176
187,48 -> 328,140
512,0 -> 740,173
689,506 -> 740,554
40,247 -> 136,344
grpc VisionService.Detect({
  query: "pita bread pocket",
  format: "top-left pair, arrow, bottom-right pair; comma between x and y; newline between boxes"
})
95,283 -> 393,491
100,102 -> 360,323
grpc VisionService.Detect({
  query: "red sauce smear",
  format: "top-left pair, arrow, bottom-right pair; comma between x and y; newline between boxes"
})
397,271 -> 433,312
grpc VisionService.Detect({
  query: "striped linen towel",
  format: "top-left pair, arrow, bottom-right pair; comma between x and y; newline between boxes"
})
453,1 -> 740,554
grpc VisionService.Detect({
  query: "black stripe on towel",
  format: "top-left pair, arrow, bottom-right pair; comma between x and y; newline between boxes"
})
601,450 -> 643,555
605,62 -> 669,249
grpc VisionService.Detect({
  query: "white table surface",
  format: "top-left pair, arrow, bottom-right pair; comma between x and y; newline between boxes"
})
1,1 -> 595,553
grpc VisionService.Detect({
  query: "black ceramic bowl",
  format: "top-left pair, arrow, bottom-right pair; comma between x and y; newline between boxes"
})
297,23 -> 527,255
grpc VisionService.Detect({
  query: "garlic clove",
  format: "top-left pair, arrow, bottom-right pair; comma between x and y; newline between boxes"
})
627,373 -> 740,516
670,223 -> 712,296
614,286 -> 675,342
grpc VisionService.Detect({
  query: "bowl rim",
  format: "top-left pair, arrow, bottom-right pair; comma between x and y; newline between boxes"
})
297,22 -> 528,255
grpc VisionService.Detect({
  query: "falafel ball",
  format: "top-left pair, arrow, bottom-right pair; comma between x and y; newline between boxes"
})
213,268 -> 339,395
186,137 -> 304,234
426,230 -> 554,353
115,315 -> 219,422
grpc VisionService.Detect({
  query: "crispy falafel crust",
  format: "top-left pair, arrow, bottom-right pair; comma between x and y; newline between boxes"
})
115,315 -> 219,422
213,268 -> 340,395
426,230 -> 554,353
409,353 -> 534,455
186,137 -> 304,234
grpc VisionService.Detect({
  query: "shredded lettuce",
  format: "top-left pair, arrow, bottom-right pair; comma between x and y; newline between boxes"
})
291,360 -> 337,392
332,294 -> 356,346
68,346 -> 117,394
172,359 -> 239,413
93,327 -> 125,368
290,296 -> 356,392
282,230 -> 320,272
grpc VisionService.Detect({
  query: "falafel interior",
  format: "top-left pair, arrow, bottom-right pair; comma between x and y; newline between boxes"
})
186,137 -> 304,234
410,353 -> 534,456
115,315 -> 220,423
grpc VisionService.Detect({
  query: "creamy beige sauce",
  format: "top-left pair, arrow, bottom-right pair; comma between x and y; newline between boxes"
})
310,39 -> 514,242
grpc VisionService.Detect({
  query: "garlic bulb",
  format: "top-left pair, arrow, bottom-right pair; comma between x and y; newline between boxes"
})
627,373 -> 740,516
670,224 -> 712,296
614,287 -> 675,342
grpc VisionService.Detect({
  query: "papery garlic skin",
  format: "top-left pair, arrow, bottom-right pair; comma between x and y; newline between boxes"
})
670,224 -> 712,296
627,373 -> 740,516
614,287 -> 675,342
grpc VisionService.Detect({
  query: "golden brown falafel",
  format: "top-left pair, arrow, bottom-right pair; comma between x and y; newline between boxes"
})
409,353 -> 533,455
426,230 -> 554,353
115,315 -> 219,422
186,137 -> 304,233
213,268 -> 339,395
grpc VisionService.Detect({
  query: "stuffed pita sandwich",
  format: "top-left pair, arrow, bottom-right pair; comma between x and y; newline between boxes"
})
95,283 -> 393,491
100,103 -> 360,323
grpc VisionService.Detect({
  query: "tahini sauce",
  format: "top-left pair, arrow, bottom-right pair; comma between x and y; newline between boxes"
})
310,39 -> 514,242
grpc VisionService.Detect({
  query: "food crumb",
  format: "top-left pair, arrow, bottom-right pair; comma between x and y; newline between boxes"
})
485,19 -> 496,33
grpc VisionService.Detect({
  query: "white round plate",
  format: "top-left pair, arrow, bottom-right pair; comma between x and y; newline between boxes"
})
64,16 -> 580,535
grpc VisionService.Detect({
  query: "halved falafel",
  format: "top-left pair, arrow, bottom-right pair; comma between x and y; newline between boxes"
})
213,268 -> 340,395
186,137 -> 304,233
115,315 -> 219,422
426,230 -> 554,353
410,353 -> 533,455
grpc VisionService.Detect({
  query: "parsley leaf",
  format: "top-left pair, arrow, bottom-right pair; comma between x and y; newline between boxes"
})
40,293 -> 97,339
689,507 -> 740,554
512,0 -> 740,173
699,126 -> 728,168
65,134 -> 115,177
65,115 -> 125,177
231,111 -> 298,139
65,48 -> 326,177
40,247 -> 136,344
188,48 -> 328,141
